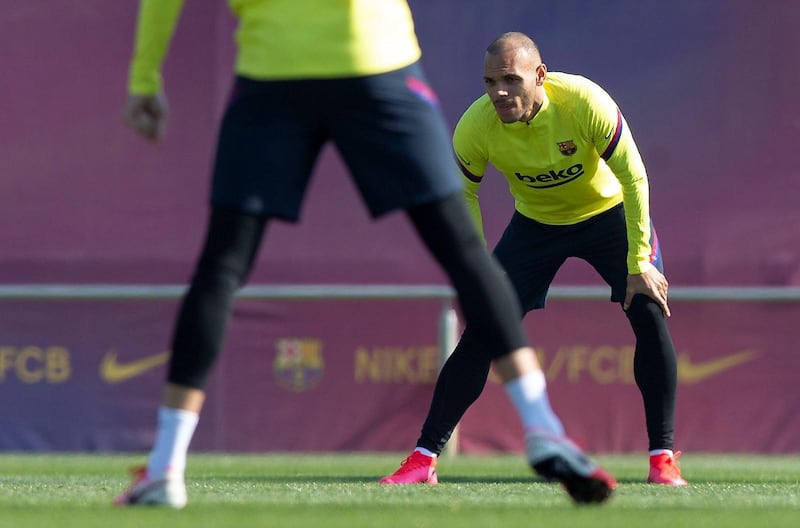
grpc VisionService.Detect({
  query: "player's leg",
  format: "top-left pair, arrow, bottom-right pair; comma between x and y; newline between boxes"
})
625,296 -> 685,485
115,206 -> 267,508
116,76 -> 325,507
400,195 -> 615,501
380,192 -> 519,485
471,212 -> 618,500
580,205 -> 685,485
412,210 -> 567,456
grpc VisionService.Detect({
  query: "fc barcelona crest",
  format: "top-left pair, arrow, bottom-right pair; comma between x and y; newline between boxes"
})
557,140 -> 577,156
273,338 -> 325,392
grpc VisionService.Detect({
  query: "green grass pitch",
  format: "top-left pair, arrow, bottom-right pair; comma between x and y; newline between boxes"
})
0,453 -> 798,527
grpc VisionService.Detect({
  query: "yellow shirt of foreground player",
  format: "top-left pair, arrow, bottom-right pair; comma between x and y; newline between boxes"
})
454,72 -> 653,274
128,0 -> 421,94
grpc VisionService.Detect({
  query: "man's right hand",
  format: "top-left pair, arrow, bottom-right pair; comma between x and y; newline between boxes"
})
122,93 -> 169,143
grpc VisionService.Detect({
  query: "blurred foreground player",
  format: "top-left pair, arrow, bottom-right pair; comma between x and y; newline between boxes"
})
115,2 -> 616,508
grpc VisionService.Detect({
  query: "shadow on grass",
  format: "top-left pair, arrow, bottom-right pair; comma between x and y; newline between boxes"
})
197,474 -> 694,487
198,474 -> 583,485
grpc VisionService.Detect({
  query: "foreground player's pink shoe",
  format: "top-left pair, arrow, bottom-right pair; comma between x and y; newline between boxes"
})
380,451 -> 438,484
648,451 -> 688,486
527,432 -> 617,504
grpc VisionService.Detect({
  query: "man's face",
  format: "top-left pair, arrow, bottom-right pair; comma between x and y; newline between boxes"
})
483,48 -> 543,123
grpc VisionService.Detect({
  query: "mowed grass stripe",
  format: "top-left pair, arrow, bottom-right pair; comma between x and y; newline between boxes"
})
0,453 -> 798,528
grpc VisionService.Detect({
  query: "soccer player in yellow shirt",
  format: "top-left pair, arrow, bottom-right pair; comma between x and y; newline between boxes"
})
115,4 -> 615,508
382,32 -> 687,487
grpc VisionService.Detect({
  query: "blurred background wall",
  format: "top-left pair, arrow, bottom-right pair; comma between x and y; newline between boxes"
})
0,1 -> 798,453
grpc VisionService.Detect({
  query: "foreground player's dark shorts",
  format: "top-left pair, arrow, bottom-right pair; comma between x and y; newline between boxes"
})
493,203 -> 664,311
210,62 -> 462,220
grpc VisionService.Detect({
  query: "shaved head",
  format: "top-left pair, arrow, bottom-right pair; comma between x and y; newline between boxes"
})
486,32 -> 541,63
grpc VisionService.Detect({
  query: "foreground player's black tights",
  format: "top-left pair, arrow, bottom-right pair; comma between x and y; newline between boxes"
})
406,193 -> 527,355
169,194 -> 527,389
416,293 -> 677,454
168,206 -> 267,388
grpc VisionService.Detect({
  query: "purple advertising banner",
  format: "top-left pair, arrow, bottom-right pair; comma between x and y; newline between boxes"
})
1,297 -> 798,453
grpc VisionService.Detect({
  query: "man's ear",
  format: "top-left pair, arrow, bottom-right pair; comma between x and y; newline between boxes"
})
536,63 -> 548,86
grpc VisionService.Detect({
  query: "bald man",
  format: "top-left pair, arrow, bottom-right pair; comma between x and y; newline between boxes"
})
382,32 -> 686,487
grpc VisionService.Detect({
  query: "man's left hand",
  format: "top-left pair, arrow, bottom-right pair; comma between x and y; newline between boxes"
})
624,267 -> 671,317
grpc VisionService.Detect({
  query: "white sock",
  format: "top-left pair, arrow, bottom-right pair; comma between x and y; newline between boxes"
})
650,449 -> 674,457
413,447 -> 437,458
147,406 -> 199,478
504,370 -> 565,437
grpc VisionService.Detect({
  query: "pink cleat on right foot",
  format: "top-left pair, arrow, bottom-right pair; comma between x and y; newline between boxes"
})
380,451 -> 438,484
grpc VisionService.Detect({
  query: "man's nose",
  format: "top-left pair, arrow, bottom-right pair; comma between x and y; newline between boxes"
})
493,85 -> 509,96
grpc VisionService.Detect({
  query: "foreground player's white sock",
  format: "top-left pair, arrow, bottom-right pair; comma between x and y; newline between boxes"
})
147,406 -> 199,478
505,370 -> 565,437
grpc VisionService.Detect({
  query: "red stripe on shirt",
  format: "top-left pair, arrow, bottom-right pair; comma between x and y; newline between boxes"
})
649,226 -> 660,264
600,108 -> 623,161
457,160 -> 482,183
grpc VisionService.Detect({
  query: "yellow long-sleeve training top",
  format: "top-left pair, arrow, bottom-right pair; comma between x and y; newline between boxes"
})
454,72 -> 654,274
128,0 -> 422,94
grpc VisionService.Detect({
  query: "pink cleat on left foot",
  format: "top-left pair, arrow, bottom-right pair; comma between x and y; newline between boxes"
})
380,451 -> 438,484
648,451 -> 688,486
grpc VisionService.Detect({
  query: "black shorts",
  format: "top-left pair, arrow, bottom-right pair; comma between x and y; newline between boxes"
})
493,203 -> 664,311
209,62 -> 462,220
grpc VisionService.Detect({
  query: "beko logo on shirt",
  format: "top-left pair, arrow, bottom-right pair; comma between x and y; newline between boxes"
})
515,163 -> 584,188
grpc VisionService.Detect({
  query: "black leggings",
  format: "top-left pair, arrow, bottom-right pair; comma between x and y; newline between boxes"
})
167,206 -> 266,388
416,293 -> 677,453
168,193 -> 527,388
625,294 -> 678,451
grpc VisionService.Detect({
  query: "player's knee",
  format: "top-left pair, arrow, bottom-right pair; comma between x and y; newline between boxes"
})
454,328 -> 497,361
624,294 -> 664,329
193,256 -> 250,292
